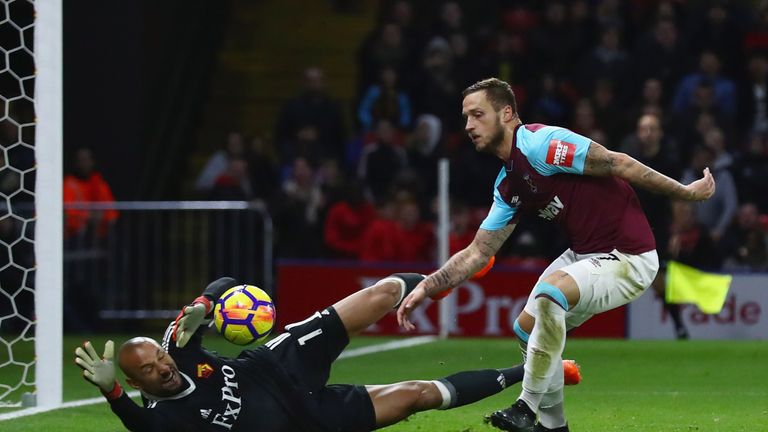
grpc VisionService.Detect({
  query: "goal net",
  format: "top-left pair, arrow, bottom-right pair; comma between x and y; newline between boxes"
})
0,0 -> 61,410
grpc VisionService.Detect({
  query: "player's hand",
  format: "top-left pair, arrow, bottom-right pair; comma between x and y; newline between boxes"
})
174,301 -> 209,348
75,340 -> 116,393
683,167 -> 716,201
397,284 -> 429,331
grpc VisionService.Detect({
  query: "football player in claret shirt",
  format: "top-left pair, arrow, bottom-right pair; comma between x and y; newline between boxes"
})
397,78 -> 716,432
76,275 -> 582,432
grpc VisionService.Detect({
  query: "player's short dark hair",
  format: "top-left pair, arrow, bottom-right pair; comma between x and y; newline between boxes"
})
462,78 -> 518,114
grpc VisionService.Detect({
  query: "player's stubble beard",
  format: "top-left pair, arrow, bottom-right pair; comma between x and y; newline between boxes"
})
478,115 -> 506,154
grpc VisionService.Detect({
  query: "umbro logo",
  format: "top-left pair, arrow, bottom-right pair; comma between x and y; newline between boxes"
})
200,408 -> 212,419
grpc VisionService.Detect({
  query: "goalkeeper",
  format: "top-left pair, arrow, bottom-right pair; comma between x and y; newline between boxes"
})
76,276 -> 581,432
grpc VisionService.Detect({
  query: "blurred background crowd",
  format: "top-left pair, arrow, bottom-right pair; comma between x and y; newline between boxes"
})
62,0 -> 768,271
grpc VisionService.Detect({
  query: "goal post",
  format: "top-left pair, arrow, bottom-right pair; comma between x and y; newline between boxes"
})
34,0 -> 63,408
437,158 -> 456,339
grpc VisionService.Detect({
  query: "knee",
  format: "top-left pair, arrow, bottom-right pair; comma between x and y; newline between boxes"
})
532,280 -> 570,313
368,279 -> 402,307
400,381 -> 441,412
514,313 -> 533,344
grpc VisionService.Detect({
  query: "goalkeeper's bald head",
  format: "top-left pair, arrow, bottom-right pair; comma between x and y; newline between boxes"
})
118,337 -> 183,397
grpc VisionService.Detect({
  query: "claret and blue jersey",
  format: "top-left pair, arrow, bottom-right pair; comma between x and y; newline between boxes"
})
480,124 -> 656,255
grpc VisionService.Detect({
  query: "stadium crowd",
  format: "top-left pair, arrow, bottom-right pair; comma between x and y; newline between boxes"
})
195,0 -> 768,271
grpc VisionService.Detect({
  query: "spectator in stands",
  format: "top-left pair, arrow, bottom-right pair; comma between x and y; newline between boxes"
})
411,36 -> 461,132
591,79 -> 625,145
208,158 -> 252,201
357,23 -> 410,91
63,148 -> 119,239
683,2 -> 747,76
360,197 -> 433,262
432,1 -> 465,40
703,127 -> 734,172
247,135 -> 279,202
673,81 -> 733,153
316,158 -> 347,207
672,50 -> 737,119
405,114 -> 442,197
357,120 -> 408,202
738,53 -> 768,137
530,2 -> 581,80
570,98 -> 607,145
486,32 -> 535,104
274,157 -> 325,258
394,198 -> 434,262
577,26 -> 630,98
357,67 -> 412,131
621,114 -> 684,339
733,133 -> 768,212
634,19 -> 684,93
359,199 -> 399,261
449,202 -> 475,255
668,201 -> 720,270
620,113 -> 679,176
275,67 -> 346,162
528,73 -> 570,126
719,203 -> 768,271
681,145 -> 737,243
195,132 -> 246,195
624,78 -> 668,132
323,183 -> 376,259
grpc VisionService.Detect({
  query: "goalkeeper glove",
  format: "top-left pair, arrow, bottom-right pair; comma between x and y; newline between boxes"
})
75,340 -> 120,397
174,295 -> 213,348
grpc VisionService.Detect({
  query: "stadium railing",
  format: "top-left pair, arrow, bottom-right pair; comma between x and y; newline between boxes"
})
62,201 -> 273,323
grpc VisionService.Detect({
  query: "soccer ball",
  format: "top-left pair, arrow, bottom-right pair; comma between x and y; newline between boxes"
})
214,285 -> 276,345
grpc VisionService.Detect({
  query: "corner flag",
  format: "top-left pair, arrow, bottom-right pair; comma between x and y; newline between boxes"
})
665,261 -> 732,314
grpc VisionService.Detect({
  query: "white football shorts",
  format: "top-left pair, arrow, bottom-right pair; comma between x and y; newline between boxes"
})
523,248 -> 659,331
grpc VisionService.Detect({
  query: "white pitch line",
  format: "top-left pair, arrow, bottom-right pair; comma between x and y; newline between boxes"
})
0,336 -> 438,422
338,335 -> 437,359
0,390 -> 140,422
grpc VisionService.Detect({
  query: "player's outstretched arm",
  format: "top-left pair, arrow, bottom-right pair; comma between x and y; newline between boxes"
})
583,142 -> 716,201
174,277 -> 239,348
397,225 -> 515,330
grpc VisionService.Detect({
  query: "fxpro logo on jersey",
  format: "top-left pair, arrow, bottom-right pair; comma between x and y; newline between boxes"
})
208,365 -> 242,430
546,139 -> 576,167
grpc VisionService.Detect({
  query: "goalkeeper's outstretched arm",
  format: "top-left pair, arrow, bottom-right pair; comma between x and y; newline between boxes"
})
172,277 -> 239,348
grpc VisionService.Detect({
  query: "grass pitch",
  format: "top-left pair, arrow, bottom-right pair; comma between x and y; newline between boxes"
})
1,336 -> 766,431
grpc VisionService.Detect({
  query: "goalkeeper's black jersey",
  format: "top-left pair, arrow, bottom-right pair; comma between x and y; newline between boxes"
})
108,322 -> 321,432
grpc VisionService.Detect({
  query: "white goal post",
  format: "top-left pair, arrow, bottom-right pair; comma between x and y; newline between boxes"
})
34,0 -> 63,409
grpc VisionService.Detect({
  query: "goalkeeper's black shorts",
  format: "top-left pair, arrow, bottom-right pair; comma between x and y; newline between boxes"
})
257,306 -> 377,431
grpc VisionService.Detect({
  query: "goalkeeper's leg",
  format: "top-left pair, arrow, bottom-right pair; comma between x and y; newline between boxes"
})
366,364 -> 524,428
332,273 -> 425,336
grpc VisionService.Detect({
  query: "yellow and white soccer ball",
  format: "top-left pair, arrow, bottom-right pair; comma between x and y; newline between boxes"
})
214,285 -> 276,345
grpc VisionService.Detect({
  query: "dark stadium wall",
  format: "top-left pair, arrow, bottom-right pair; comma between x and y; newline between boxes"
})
64,0 -> 229,200
63,0 -> 143,199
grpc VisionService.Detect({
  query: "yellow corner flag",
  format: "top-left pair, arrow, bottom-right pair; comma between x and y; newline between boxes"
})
665,261 -> 732,314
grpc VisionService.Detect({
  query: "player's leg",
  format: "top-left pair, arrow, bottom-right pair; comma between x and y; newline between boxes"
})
332,273 -> 424,336
366,365 -> 525,428
489,250 -> 581,432
367,360 -> 581,428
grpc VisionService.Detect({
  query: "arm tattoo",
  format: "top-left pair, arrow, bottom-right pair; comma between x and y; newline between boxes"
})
583,142 -> 692,199
422,225 -> 515,297
583,142 -> 615,176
